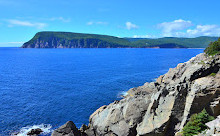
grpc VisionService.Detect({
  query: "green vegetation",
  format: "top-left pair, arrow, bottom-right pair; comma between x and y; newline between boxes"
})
22,31 -> 131,48
209,73 -> 217,76
128,36 -> 218,48
22,31 -> 219,48
182,109 -> 214,136
204,38 -> 220,55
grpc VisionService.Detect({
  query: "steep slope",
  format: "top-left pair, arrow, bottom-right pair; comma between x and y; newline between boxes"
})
87,53 -> 220,136
21,32 -> 131,48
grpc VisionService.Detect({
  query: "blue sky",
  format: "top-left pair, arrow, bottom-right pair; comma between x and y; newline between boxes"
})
1,0 -> 220,47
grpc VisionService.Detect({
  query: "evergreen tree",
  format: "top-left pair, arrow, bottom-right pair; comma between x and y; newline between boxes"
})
182,109 -> 214,136
204,38 -> 220,55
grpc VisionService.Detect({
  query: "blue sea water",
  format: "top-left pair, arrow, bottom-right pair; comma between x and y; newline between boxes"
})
0,48 -> 204,135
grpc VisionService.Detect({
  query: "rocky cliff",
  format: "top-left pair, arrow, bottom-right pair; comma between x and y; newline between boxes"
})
21,32 -> 131,48
52,53 -> 220,136
21,32 -> 218,48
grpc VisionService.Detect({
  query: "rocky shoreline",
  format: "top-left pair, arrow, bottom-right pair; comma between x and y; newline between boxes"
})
47,53 -> 220,136
14,52 -> 217,136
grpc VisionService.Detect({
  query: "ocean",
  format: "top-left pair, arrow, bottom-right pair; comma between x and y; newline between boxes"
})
0,48 -> 203,135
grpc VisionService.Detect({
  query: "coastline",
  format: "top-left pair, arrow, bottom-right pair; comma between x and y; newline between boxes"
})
50,52 -> 220,136
2,48 -> 217,135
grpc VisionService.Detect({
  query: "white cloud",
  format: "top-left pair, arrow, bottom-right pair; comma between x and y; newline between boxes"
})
133,35 -> 156,38
186,25 -> 220,37
49,17 -> 71,22
158,19 -> 193,37
126,22 -> 138,30
87,21 -> 108,25
160,24 -> 220,37
87,21 -> 93,25
12,17 -> 71,23
129,19 -> 220,37
7,19 -> 47,29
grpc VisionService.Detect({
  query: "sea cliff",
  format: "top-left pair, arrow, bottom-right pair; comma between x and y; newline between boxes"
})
21,31 -> 218,48
50,52 -> 220,136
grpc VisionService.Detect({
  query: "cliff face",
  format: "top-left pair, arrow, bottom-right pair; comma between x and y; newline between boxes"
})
22,38 -> 129,48
52,53 -> 220,136
21,32 -> 131,48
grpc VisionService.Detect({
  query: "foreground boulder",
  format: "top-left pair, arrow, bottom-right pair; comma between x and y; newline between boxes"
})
53,53 -> 220,136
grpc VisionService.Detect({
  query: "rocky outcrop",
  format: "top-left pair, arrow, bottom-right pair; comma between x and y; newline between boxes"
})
89,94 -> 152,136
52,121 -> 81,136
27,128 -> 43,135
52,53 -> 220,136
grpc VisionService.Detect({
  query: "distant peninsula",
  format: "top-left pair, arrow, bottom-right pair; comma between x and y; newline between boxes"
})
21,31 -> 218,48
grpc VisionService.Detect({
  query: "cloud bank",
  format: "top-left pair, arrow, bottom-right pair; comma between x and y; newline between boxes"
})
158,19 -> 220,37
186,25 -> 220,37
158,19 -> 193,37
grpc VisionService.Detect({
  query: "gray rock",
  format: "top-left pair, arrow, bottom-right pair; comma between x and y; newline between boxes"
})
54,53 -> 220,136
196,115 -> 220,136
88,53 -> 220,136
80,124 -> 89,132
84,128 -> 96,136
52,121 -> 81,136
89,92 -> 152,136
27,128 -> 43,135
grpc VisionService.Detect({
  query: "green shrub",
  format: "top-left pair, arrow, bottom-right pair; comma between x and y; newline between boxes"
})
204,38 -> 220,55
182,109 -> 214,136
209,73 -> 216,76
